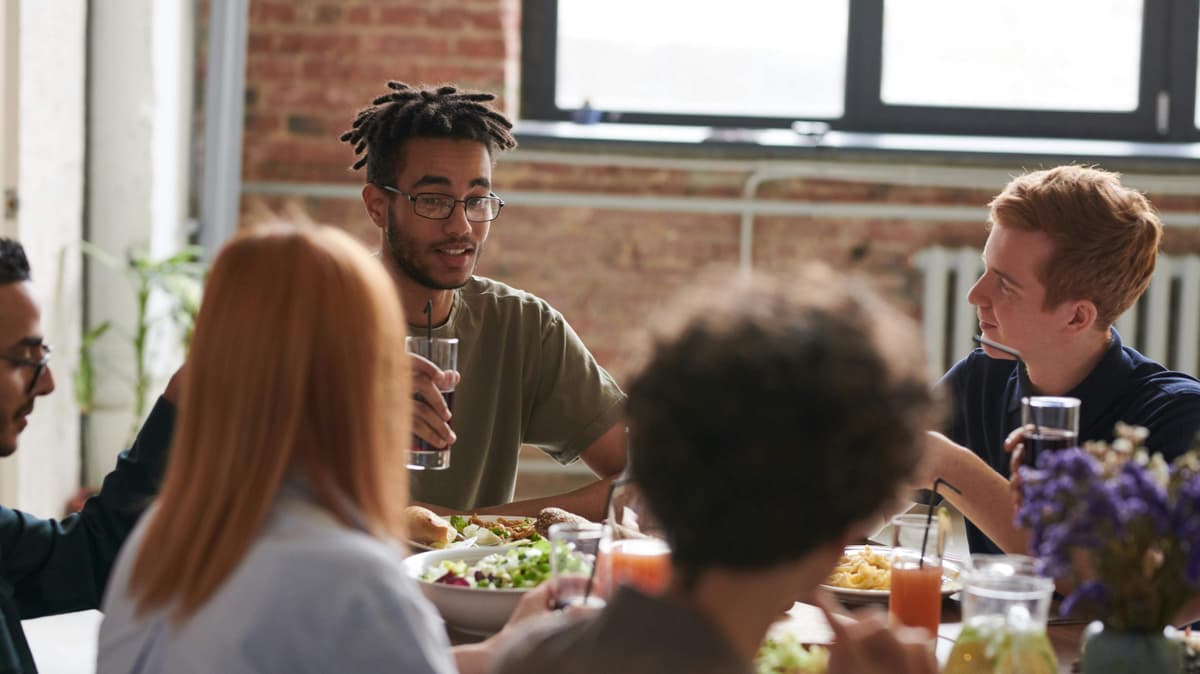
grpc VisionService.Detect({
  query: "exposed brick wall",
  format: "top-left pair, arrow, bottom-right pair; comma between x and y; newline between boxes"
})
232,0 -> 1200,392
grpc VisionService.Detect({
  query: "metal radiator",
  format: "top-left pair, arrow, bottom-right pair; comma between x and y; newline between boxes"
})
914,247 -> 1200,378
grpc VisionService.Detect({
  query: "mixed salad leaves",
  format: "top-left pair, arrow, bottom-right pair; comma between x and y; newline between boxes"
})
755,634 -> 829,674
421,539 -> 555,589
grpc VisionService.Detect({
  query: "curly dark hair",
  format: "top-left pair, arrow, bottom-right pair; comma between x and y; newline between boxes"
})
339,81 -> 517,184
0,238 -> 31,284
626,268 -> 936,581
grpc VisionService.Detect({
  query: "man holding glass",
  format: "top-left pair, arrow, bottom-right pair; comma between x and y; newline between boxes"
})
921,165 -> 1200,554
0,238 -> 177,671
341,82 -> 626,520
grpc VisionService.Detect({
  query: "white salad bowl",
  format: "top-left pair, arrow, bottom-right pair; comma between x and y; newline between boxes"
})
404,545 -> 534,636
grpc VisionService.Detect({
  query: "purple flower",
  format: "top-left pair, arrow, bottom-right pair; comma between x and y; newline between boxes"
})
1017,435 -> 1200,629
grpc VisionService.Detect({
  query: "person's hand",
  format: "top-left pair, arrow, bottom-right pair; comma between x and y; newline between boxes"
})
163,363 -> 187,406
409,353 -> 459,449
482,582 -> 566,652
1004,425 -> 1027,512
818,592 -> 938,674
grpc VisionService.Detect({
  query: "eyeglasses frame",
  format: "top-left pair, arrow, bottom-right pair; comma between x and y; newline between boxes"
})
377,184 -> 505,223
0,343 -> 52,395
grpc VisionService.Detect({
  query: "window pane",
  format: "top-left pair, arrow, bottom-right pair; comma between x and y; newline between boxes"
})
556,0 -> 848,119
882,0 -> 1142,112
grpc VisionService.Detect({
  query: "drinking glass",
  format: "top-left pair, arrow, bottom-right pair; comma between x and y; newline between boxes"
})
967,553 -> 1040,577
549,522 -> 606,609
889,513 -> 943,637
943,569 -> 1058,674
598,478 -> 672,598
405,336 -> 459,470
1020,396 -> 1080,466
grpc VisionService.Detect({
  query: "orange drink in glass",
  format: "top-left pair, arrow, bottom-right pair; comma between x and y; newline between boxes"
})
888,514 -> 943,638
605,537 -> 671,595
889,555 -> 942,635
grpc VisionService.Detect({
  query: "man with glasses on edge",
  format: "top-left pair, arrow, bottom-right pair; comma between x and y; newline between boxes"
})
0,238 -> 177,672
340,82 -> 626,521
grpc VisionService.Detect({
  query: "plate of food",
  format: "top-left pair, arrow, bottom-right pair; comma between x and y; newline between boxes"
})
403,541 -> 553,635
821,545 -> 963,603
404,505 -> 592,551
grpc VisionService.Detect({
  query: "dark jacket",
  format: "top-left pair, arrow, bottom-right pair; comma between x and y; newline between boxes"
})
0,397 -> 174,673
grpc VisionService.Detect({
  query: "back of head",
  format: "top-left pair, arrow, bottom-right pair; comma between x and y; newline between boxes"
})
627,267 -> 934,579
131,223 -> 411,620
0,239 -> 31,285
340,81 -> 517,183
988,165 -> 1162,326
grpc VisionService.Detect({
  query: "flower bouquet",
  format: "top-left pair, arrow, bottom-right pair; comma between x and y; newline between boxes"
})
1016,422 -> 1200,672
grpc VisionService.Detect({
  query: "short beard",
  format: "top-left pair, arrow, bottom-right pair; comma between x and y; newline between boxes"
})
383,213 -> 481,291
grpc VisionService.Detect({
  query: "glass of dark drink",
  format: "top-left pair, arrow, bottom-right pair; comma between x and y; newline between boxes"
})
405,336 -> 458,470
1020,396 -> 1080,465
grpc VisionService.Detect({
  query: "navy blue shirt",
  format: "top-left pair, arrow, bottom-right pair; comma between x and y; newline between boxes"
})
939,329 -> 1200,554
0,397 -> 174,673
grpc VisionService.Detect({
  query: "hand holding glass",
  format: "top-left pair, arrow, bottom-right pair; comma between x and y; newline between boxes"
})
405,337 -> 458,470
1020,396 -> 1080,466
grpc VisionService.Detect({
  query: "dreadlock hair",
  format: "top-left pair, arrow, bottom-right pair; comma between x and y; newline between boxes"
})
0,238 -> 31,284
339,81 -> 518,184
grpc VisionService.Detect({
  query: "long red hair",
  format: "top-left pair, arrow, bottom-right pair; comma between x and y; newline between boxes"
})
130,224 -> 411,620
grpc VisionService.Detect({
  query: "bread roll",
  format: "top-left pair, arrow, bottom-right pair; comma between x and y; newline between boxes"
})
535,507 -> 591,538
405,505 -> 456,547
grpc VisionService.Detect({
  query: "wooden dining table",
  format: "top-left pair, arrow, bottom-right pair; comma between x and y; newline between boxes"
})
772,596 -> 1087,673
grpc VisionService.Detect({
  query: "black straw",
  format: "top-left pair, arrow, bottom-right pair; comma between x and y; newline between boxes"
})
423,300 -> 433,345
973,334 -> 1033,395
919,478 -> 961,568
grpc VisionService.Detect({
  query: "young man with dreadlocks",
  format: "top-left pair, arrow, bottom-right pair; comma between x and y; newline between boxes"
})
0,238 -> 178,672
342,82 -> 626,520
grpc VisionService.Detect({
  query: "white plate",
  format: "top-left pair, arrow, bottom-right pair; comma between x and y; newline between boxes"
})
403,546 -> 533,636
407,514 -> 536,552
821,545 -> 963,603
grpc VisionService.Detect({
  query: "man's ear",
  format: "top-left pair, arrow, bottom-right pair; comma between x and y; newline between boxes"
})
362,184 -> 389,230
1064,299 -> 1099,335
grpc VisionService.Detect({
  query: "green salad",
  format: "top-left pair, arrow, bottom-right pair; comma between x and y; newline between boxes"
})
756,634 -> 829,674
420,539 -> 554,589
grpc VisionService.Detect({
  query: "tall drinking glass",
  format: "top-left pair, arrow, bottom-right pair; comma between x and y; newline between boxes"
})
405,336 -> 458,470
1020,396 -> 1080,466
889,514 -> 943,638
598,478 -> 671,598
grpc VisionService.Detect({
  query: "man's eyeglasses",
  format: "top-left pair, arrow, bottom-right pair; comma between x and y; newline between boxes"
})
378,185 -> 505,223
0,343 -> 52,395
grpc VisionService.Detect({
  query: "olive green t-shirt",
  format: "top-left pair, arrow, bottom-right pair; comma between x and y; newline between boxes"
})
409,277 -> 626,510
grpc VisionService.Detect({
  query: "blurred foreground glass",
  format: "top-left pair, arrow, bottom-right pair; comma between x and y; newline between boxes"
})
1020,396 -> 1080,466
598,478 -> 671,598
967,553 -> 1040,577
404,337 -> 458,470
882,0 -> 1141,111
889,514 -> 942,638
944,569 -> 1057,674
549,522 -> 606,609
